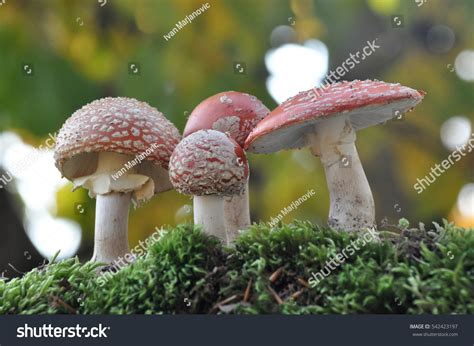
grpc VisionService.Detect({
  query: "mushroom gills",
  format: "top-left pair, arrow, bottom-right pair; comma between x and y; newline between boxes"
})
73,151 -> 155,204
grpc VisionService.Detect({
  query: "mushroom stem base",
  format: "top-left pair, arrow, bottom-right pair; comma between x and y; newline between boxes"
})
224,182 -> 250,244
92,192 -> 131,263
194,195 -> 227,244
310,116 -> 375,232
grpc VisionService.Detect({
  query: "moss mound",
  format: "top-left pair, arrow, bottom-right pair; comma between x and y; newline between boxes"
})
1,220 -> 473,314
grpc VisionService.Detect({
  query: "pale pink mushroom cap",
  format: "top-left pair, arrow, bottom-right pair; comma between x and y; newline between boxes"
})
169,130 -> 249,196
245,80 -> 425,153
183,91 -> 269,148
55,97 -> 181,194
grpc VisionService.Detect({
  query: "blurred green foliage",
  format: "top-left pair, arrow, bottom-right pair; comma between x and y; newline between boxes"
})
0,0 -> 473,250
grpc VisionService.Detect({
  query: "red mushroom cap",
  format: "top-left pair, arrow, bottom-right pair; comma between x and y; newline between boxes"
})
55,97 -> 181,177
183,91 -> 270,148
169,130 -> 249,196
245,80 -> 425,153
54,97 -> 181,196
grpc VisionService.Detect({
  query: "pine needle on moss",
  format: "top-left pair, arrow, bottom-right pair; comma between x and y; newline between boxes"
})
0,220 -> 472,315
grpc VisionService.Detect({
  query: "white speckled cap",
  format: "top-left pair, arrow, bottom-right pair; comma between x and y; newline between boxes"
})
54,97 -> 181,193
169,130 -> 249,196
245,80 -> 425,153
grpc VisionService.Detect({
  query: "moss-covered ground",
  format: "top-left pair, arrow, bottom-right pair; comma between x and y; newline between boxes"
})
1,220 -> 473,314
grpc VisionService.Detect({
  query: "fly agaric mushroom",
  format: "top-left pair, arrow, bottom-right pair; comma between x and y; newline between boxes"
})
245,80 -> 425,231
169,129 -> 249,244
54,97 -> 180,263
183,91 -> 269,243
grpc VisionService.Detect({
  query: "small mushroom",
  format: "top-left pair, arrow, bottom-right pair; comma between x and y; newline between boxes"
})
54,97 -> 181,263
245,80 -> 425,231
183,91 -> 269,243
169,130 -> 249,244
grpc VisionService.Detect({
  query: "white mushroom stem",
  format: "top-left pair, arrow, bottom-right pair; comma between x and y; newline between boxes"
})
194,195 -> 227,243
308,116 -> 375,231
224,182 -> 250,244
92,192 -> 132,263
74,151 -> 155,263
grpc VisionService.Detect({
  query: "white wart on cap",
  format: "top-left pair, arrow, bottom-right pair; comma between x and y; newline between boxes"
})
183,91 -> 269,241
169,129 -> 249,196
183,91 -> 269,147
245,80 -> 425,153
54,97 -> 181,263
169,130 -> 249,243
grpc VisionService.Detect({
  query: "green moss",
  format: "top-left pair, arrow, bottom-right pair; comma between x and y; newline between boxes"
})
81,225 -> 224,314
0,254 -> 100,314
1,220 -> 473,314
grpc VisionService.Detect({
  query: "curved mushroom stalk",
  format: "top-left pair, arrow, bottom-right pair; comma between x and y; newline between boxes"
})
92,192 -> 131,263
245,80 -> 425,233
224,182 -> 251,243
194,195 -> 227,243
309,116 -> 375,231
